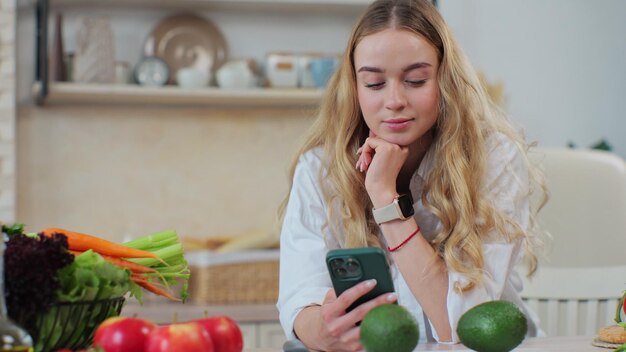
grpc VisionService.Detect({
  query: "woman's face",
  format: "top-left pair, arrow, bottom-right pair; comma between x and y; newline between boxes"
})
354,28 -> 440,147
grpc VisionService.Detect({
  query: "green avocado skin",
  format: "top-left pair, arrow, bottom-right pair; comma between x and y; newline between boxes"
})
360,304 -> 419,352
457,300 -> 528,352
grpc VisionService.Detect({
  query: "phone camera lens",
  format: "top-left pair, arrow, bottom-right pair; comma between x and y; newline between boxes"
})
335,267 -> 347,278
330,258 -> 344,269
345,259 -> 359,273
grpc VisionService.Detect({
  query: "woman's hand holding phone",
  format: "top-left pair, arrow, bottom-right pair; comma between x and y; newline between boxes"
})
310,280 -> 397,352
302,247 -> 398,351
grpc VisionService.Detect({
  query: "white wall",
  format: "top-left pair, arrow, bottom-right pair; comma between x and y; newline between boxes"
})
18,1 -> 624,159
13,1 -> 626,237
439,0 -> 626,158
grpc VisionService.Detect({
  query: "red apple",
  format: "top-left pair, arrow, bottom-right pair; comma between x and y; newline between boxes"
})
145,322 -> 214,352
93,316 -> 157,352
193,316 -> 243,352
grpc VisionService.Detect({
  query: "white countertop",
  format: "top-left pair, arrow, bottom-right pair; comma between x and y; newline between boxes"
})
246,336 -> 611,352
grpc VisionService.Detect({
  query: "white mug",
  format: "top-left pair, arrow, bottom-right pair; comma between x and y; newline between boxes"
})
216,60 -> 256,89
176,67 -> 210,88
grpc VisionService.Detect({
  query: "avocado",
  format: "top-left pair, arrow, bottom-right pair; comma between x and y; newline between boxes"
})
360,304 -> 419,352
457,300 -> 528,352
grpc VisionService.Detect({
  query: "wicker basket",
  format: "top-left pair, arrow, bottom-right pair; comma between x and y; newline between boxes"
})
187,250 -> 279,305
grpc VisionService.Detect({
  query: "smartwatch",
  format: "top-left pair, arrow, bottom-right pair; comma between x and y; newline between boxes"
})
372,194 -> 415,225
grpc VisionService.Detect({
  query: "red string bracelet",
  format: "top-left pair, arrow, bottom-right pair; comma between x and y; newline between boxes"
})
387,225 -> 421,252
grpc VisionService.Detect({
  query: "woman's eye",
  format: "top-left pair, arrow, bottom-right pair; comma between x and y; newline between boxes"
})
364,82 -> 384,89
406,79 -> 427,87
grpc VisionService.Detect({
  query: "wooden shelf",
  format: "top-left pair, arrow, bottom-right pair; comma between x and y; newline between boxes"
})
46,0 -> 372,12
33,82 -> 324,108
32,0 -> 365,105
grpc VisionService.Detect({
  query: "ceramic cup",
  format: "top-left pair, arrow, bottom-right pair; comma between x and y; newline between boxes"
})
310,57 -> 339,88
216,60 -> 256,89
176,67 -> 210,88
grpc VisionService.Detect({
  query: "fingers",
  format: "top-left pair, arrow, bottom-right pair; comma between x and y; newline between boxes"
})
355,128 -> 377,167
328,290 -> 398,349
322,279 -> 376,328
329,279 -> 397,327
346,291 -> 397,324
339,326 -> 363,351
335,279 -> 377,310
356,152 -> 370,172
356,137 -> 378,172
320,288 -> 339,320
341,325 -> 361,344
323,288 -> 337,304
319,282 -> 398,352
332,292 -> 396,350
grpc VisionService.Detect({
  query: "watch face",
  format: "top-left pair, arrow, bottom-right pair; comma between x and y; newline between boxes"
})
398,194 -> 415,217
134,56 -> 170,86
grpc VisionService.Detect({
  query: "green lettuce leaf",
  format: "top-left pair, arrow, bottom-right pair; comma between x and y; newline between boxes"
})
33,250 -> 131,351
56,250 -> 131,302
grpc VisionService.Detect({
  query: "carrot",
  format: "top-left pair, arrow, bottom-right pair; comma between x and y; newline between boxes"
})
131,275 -> 180,302
69,250 -> 157,274
41,227 -> 159,259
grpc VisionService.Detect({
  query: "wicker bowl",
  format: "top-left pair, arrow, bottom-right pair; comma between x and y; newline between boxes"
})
13,297 -> 125,352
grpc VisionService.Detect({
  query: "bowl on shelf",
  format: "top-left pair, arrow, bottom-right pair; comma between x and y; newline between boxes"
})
176,67 -> 211,88
12,297 -> 125,352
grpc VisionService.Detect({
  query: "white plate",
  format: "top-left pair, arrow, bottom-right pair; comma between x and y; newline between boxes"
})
144,13 -> 228,85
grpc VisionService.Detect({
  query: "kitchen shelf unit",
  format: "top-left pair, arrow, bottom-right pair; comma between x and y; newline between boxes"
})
32,82 -> 325,107
45,0 -> 372,12
33,0 -> 372,107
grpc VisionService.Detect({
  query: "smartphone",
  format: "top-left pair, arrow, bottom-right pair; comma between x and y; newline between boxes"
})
326,247 -> 395,312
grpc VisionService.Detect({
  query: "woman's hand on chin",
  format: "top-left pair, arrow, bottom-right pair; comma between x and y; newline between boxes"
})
356,132 -> 408,207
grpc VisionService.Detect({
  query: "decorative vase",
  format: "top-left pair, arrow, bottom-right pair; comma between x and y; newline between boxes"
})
73,16 -> 115,84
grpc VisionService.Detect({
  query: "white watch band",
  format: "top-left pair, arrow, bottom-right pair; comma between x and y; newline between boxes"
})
372,199 -> 405,225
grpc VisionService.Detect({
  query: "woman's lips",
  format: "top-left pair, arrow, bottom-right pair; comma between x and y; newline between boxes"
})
383,118 -> 413,130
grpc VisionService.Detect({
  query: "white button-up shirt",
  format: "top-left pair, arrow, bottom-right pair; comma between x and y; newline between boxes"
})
277,134 -> 543,343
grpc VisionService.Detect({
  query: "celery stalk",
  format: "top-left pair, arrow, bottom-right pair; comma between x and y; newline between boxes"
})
123,230 -> 178,250
127,243 -> 184,267
122,230 -> 190,302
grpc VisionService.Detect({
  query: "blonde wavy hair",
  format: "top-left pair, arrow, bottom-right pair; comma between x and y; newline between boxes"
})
279,0 -> 546,292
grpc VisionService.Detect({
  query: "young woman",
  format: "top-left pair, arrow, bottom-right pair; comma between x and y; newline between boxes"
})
277,0 -> 545,350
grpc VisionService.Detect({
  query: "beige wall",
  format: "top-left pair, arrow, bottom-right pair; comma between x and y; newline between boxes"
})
17,104 -> 314,243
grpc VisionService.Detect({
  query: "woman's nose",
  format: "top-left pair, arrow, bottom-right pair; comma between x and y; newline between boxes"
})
385,82 -> 407,111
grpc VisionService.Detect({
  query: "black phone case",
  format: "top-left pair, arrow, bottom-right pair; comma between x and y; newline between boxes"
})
326,247 -> 395,312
